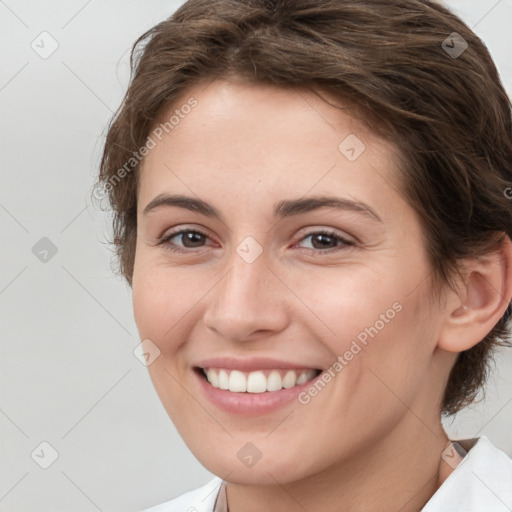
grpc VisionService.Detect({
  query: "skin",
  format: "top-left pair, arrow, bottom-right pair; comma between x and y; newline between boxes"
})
132,78 -> 512,512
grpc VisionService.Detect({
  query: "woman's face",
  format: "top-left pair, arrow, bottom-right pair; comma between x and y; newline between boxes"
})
132,79 -> 451,484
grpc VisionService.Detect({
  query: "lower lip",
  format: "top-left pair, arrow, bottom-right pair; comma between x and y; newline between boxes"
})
194,369 -> 320,415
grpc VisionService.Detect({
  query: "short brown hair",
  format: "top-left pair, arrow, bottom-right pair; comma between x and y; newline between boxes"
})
97,0 -> 512,415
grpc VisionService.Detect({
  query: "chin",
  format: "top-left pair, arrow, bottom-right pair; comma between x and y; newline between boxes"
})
189,439 -> 320,486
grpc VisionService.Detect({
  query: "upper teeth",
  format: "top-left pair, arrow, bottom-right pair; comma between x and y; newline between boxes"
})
204,368 -> 318,393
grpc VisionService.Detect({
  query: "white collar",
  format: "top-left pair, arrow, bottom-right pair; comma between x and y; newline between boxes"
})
422,436 -> 512,511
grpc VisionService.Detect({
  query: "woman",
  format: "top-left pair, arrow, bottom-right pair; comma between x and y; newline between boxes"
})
97,0 -> 512,510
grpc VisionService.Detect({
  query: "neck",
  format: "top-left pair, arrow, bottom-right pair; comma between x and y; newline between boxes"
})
225,415 -> 453,512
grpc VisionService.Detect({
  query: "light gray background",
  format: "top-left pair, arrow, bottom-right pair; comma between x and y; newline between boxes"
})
1,1 -> 511,511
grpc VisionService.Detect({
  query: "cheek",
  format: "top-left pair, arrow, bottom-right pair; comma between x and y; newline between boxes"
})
132,259 -> 206,348
132,261 -> 200,422
287,266 -> 405,351
297,265 -> 435,399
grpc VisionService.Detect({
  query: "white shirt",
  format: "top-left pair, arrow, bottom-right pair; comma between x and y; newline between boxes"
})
141,436 -> 512,512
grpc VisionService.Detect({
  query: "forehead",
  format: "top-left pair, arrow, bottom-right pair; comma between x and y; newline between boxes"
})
138,79 -> 403,217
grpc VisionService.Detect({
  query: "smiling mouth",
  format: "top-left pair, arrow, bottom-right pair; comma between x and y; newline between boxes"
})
196,367 -> 322,393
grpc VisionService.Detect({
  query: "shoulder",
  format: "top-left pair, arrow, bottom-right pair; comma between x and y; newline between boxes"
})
423,436 -> 512,511
140,477 -> 223,512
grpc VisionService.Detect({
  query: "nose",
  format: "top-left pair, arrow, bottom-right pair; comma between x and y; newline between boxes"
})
202,248 -> 289,342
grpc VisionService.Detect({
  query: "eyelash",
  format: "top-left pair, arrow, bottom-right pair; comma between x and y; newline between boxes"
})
157,228 -> 355,255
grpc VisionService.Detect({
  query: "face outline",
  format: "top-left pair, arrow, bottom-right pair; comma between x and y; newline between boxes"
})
132,78 -> 454,487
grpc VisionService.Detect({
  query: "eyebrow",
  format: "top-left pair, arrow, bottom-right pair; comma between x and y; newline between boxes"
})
142,193 -> 382,222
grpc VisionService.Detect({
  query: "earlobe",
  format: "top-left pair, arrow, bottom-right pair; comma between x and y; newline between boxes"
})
437,236 -> 512,353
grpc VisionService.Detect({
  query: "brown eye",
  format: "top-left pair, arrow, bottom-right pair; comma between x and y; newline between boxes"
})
159,229 -> 211,252
176,231 -> 207,248
298,230 -> 355,252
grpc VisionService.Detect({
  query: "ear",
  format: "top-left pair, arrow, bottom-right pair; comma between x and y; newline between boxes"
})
437,236 -> 512,353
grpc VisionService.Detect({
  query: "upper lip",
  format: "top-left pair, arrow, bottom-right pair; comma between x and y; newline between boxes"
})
195,357 -> 321,372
